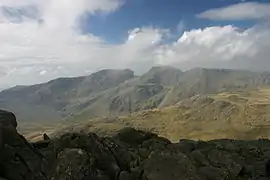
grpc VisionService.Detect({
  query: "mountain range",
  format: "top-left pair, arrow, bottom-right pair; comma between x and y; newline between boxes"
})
1,66 -> 270,123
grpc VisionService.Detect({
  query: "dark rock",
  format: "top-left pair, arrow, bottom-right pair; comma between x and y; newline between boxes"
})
0,110 -> 17,129
175,139 -> 197,153
190,150 -> 210,167
50,148 -> 95,180
0,109 -> 48,180
115,127 -> 157,146
95,170 -> 110,180
31,140 -> 51,149
119,171 -> 132,180
141,136 -> 171,151
101,137 -> 135,172
197,166 -> 227,180
130,167 -> 143,179
266,159 -> 270,177
43,133 -> 50,140
50,133 -> 122,179
144,151 -> 199,180
2,109 -> 270,180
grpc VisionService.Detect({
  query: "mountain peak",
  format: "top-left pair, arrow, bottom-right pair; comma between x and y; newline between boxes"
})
89,69 -> 134,78
141,66 -> 183,85
147,65 -> 181,73
2,67 -> 270,122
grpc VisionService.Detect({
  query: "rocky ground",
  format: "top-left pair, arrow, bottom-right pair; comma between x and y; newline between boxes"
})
1,109 -> 270,180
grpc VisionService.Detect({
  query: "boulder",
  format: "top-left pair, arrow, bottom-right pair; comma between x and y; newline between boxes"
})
144,151 -> 199,180
119,171 -> 132,180
0,110 -> 17,129
115,127 -> 157,146
49,133 -> 122,179
0,109 -> 48,180
1,109 -> 270,179
43,133 -> 51,140
50,148 -> 95,180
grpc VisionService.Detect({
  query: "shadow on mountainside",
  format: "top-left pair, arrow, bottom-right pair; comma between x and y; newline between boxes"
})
1,109 -> 270,180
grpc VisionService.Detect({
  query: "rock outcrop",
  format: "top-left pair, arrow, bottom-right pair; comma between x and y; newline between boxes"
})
0,110 -> 48,180
1,109 -> 270,180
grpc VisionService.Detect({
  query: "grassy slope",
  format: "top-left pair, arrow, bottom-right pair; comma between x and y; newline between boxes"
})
20,86 -> 270,142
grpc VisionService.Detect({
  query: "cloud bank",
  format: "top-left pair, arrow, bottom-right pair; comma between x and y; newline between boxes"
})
0,1 -> 270,89
197,2 -> 270,20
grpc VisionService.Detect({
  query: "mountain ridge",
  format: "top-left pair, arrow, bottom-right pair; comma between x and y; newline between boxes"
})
1,66 -> 270,122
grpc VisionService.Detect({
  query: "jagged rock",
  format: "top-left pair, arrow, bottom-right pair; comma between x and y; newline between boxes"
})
2,109 -> 270,180
43,133 -> 50,140
50,148 -> 95,180
49,133 -> 122,179
0,110 -> 48,180
0,110 -> 17,129
101,137 -> 136,172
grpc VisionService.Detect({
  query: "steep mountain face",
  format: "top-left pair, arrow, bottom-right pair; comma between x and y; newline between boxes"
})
64,66 -> 183,120
0,69 -> 135,122
156,68 -> 270,107
139,66 -> 183,85
1,66 -> 270,122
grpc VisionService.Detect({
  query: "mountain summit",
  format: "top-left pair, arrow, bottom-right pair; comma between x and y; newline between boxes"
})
1,66 -> 270,122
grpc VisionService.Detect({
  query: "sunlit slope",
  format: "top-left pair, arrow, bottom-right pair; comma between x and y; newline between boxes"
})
21,86 -> 270,142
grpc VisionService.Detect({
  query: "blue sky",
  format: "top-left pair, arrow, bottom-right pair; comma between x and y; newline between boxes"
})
83,0 -> 269,43
0,0 -> 270,89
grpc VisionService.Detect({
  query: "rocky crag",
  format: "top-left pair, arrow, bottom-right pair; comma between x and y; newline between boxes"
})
1,109 -> 270,180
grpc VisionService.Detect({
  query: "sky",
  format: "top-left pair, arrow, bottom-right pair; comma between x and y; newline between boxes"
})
0,0 -> 270,89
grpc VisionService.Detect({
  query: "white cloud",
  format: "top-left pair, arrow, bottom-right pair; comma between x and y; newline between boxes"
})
0,1 -> 270,90
154,23 -> 270,70
197,2 -> 270,20
0,0 -> 125,88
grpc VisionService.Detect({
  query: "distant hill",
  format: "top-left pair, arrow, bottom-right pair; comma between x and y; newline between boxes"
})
20,86 -> 270,142
0,69 -> 135,121
1,66 -> 270,122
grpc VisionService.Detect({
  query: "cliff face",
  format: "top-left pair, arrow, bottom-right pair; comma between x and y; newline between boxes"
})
1,109 -> 270,180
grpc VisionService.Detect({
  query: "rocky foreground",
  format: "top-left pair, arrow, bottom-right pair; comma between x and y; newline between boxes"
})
1,110 -> 270,180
